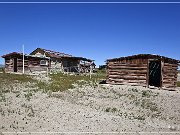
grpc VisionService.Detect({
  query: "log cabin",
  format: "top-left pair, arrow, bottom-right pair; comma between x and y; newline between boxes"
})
2,48 -> 95,74
106,54 -> 180,88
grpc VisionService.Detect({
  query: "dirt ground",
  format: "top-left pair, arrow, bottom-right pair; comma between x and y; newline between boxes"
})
0,80 -> 180,135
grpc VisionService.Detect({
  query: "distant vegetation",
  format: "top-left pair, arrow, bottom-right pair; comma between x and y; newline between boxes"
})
0,64 -> 4,73
0,64 -> 4,67
0,69 -> 107,93
99,65 -> 106,70
177,82 -> 180,87
37,71 -> 106,92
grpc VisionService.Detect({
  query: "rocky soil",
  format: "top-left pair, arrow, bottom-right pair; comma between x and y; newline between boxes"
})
0,80 -> 180,134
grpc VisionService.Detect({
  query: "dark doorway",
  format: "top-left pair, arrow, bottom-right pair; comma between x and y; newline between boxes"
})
149,60 -> 161,87
13,58 -> 17,72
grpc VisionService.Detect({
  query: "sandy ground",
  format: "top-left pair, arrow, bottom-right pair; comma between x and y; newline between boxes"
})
0,82 -> 180,134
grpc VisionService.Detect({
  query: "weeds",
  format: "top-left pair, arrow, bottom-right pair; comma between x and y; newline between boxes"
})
141,99 -> 159,112
24,92 -> 33,101
105,107 -> 111,112
0,73 -> 35,84
177,81 -> 180,87
142,90 -> 151,98
0,90 -> 6,102
37,72 -> 105,92
134,115 -> 146,120
128,88 -> 138,93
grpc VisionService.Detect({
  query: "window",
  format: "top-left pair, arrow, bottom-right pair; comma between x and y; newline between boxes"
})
40,60 -> 48,66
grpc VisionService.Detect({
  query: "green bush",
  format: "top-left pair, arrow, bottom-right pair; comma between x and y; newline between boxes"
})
177,81 -> 180,87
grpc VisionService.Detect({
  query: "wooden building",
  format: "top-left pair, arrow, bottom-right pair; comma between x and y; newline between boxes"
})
2,48 -> 95,74
106,54 -> 180,88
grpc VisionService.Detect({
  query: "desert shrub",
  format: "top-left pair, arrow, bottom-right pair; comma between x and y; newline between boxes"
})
141,99 -> 159,112
105,107 -> 111,112
142,90 -> 151,98
24,92 -> 33,101
111,108 -> 118,112
128,88 -> 138,92
134,115 -> 145,120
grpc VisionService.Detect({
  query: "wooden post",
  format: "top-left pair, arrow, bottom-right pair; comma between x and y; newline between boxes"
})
90,63 -> 93,79
90,66 -> 92,79
46,67 -> 48,77
22,45 -> 25,74
161,60 -> 164,88
146,59 -> 149,88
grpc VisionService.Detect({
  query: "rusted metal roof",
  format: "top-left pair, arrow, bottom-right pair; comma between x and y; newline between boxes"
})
107,54 -> 180,63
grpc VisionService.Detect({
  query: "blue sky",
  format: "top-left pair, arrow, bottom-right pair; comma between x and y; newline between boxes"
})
0,1 -> 180,66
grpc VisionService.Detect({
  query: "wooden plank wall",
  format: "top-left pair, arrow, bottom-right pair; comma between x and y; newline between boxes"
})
5,58 -> 14,72
162,62 -> 178,88
107,58 -> 179,88
5,57 -> 49,73
17,58 -> 29,72
26,58 -> 48,72
107,58 -> 148,86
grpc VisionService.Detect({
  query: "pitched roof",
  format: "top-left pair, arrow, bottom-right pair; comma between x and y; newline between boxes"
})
1,52 -> 22,58
30,48 -> 93,62
107,54 -> 180,63
39,48 -> 72,58
2,52 -> 49,59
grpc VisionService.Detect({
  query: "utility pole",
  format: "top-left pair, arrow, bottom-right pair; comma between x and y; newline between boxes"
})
23,44 -> 25,74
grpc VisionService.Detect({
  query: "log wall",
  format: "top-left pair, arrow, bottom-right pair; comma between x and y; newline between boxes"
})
107,58 -> 148,86
162,62 -> 178,88
5,58 -> 14,72
4,57 -> 49,73
107,58 -> 179,88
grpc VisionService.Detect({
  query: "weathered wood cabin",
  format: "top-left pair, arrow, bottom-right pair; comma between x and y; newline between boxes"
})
2,48 -> 95,74
106,54 -> 180,88
2,52 -> 50,73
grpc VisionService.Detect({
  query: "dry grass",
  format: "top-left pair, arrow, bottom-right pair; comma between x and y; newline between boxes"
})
0,73 -> 35,84
37,72 -> 106,92
0,73 -> 36,102
0,70 -> 106,94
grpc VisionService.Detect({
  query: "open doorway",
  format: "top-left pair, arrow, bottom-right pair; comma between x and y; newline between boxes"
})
13,58 -> 17,72
148,60 -> 161,87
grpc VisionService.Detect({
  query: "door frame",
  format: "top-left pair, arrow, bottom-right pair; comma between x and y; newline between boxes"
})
13,58 -> 17,72
147,59 -> 162,88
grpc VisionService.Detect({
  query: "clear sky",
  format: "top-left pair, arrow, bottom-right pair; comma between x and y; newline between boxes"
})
0,1 -> 180,66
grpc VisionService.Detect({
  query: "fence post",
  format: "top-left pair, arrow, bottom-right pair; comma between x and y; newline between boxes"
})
90,65 -> 92,79
46,67 -> 49,77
